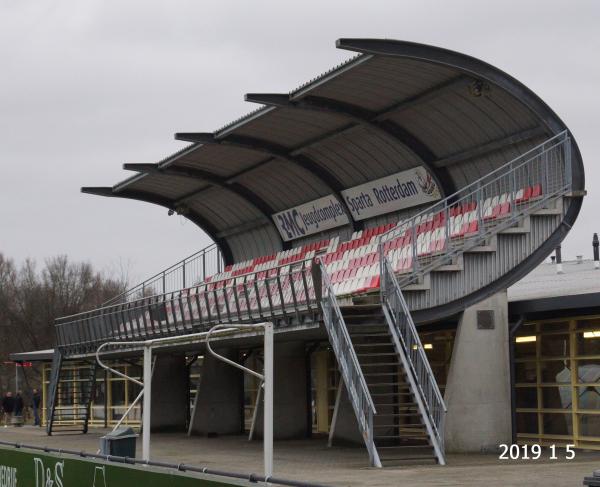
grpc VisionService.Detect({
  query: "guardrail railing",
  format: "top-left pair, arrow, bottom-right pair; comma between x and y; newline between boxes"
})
103,244 -> 223,306
380,256 -> 446,465
379,131 -> 572,286
56,259 -> 319,355
319,262 -> 381,468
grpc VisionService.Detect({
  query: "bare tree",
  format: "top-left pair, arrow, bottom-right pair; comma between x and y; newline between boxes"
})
0,253 -> 127,390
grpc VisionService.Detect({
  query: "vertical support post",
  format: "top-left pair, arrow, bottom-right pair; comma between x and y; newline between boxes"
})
263,322 -> 274,479
142,345 -> 152,461
443,201 -> 450,256
411,219 -> 418,276
477,182 -> 484,238
328,380 -> 343,447
565,135 -> 572,190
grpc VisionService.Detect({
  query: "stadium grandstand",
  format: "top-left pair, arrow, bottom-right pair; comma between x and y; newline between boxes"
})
11,39 -> 586,468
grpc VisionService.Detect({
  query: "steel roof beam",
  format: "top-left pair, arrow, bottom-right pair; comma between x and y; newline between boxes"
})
81,187 -> 235,264
175,132 -> 358,231
245,93 -> 455,196
122,163 -> 277,224
433,127 -> 547,168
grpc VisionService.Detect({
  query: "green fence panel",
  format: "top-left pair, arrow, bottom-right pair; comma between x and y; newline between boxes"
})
0,446 -> 250,487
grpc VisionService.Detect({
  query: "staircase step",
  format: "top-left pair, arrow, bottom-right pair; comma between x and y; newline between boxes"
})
371,392 -> 412,397
354,343 -> 394,348
349,333 -> 390,338
356,352 -> 397,357
360,362 -> 400,367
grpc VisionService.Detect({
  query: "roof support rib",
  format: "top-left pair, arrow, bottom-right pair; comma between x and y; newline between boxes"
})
432,127 -> 547,168
244,93 -> 455,196
122,163 -> 278,226
81,187 -> 235,264
174,132 -> 359,231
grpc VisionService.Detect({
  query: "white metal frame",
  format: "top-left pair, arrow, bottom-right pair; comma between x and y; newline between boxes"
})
94,323 -> 274,480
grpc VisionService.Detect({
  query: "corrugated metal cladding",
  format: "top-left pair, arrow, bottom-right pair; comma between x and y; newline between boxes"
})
99,40 -> 583,264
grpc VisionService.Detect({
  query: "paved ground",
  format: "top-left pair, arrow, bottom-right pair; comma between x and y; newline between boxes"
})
0,426 -> 599,486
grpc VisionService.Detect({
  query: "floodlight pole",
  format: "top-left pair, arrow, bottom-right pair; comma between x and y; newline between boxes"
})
142,344 -> 152,461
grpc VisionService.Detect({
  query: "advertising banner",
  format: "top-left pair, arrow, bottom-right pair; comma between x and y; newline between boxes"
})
0,446 -> 248,487
341,167 -> 441,221
272,195 -> 349,242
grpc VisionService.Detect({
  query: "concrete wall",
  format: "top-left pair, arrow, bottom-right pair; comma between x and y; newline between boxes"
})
253,341 -> 309,440
150,354 -> 188,432
444,291 -> 512,452
189,348 -> 243,436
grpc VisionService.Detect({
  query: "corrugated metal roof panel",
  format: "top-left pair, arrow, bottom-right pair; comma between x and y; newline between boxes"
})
173,144 -> 268,178
232,107 -> 349,149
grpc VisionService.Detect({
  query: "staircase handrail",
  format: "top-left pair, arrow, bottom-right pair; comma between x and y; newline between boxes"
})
318,261 -> 380,467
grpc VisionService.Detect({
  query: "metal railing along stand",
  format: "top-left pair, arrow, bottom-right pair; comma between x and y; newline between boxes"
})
318,262 -> 381,468
56,259 -> 318,356
104,244 -> 223,306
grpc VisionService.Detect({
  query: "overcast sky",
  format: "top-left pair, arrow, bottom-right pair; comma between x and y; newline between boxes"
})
1,0 -> 599,284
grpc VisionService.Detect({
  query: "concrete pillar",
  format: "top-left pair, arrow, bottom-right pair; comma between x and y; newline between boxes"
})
150,354 -> 188,432
189,348 -> 243,436
254,341 -> 309,440
444,291 -> 512,452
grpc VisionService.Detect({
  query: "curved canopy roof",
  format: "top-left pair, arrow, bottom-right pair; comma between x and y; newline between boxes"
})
84,39 -> 584,264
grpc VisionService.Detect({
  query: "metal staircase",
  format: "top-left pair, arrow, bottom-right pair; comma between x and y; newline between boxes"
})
345,305 -> 443,465
47,350 -> 97,435
322,262 -> 445,466
320,264 -> 381,467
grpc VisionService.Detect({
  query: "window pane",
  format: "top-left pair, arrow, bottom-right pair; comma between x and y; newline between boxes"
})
111,380 -> 125,406
577,318 -> 600,331
540,334 -> 569,359
542,386 -> 572,410
542,412 -> 572,435
577,333 -> 600,357
576,360 -> 600,384
515,339 -> 537,359
515,362 -> 537,383
577,385 -> 600,410
516,387 -> 537,409
516,413 -> 538,434
541,360 -> 571,383
579,414 -> 600,438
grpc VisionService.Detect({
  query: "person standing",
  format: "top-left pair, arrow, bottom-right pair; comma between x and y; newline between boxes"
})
2,392 -> 15,427
14,391 -> 24,418
32,389 -> 41,426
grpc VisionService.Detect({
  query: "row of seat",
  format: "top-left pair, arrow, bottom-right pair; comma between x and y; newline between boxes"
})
195,184 -> 543,302
205,239 -> 332,281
